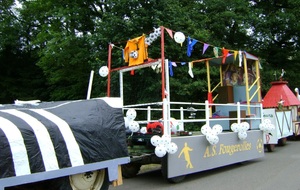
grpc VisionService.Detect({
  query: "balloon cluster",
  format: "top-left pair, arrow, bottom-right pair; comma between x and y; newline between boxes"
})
124,109 -> 148,134
231,122 -> 250,140
124,109 -> 140,132
150,134 -> 178,157
201,124 -> 223,145
259,119 -> 275,134
145,27 -> 161,46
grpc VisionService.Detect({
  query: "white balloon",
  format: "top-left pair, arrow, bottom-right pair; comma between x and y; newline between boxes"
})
149,33 -> 156,39
174,32 -> 186,44
140,127 -> 147,134
155,145 -> 167,157
161,134 -> 171,146
126,109 -> 137,120
206,134 -> 219,145
129,121 -> 140,132
151,135 -> 161,146
238,131 -> 247,140
154,27 -> 161,36
124,117 -> 132,128
166,142 -> 178,154
240,122 -> 250,131
231,123 -> 239,132
264,119 -> 271,125
212,124 -> 223,135
145,38 -> 151,45
99,66 -> 109,77
259,123 -> 265,131
265,123 -> 275,133
207,129 -> 217,136
201,124 -> 211,135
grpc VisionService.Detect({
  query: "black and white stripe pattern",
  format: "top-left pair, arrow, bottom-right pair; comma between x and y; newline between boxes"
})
0,98 -> 128,179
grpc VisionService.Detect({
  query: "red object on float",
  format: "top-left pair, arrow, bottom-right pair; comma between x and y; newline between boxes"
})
262,81 -> 300,108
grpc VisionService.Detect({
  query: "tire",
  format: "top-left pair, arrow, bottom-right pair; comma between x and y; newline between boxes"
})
278,137 -> 287,146
161,156 -> 185,183
121,163 -> 141,178
69,169 -> 109,190
266,144 -> 275,152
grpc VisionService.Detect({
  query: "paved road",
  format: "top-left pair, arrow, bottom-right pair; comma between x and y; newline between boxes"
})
110,140 -> 300,190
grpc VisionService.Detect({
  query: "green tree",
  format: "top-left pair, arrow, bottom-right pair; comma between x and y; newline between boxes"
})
250,0 -> 300,93
2,0 -> 300,103
0,1 -> 47,103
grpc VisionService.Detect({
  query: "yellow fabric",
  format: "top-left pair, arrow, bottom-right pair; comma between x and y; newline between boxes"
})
124,35 -> 148,66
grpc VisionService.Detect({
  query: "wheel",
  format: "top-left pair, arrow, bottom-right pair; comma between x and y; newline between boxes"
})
121,163 -> 141,178
69,169 -> 109,190
266,144 -> 275,152
161,156 -> 186,183
278,137 -> 287,146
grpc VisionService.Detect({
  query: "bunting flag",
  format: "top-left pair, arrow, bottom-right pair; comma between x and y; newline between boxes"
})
213,47 -> 219,57
238,51 -> 243,67
165,28 -> 173,39
122,49 -> 125,60
222,48 -> 229,64
234,51 -> 238,61
188,62 -> 194,78
202,43 -> 209,55
169,60 -> 174,77
187,36 -> 198,57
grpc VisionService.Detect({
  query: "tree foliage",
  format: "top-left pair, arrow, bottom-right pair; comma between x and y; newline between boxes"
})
1,0 -> 300,103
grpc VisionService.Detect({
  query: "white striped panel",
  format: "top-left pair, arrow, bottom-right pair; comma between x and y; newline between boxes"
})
31,109 -> 84,166
0,116 -> 31,176
1,110 -> 59,171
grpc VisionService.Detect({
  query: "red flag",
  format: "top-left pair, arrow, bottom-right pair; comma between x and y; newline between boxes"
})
165,28 -> 173,39
222,48 -> 229,64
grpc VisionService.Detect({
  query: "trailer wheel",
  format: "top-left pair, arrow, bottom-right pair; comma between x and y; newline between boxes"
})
266,144 -> 275,152
278,137 -> 287,146
69,169 -> 109,190
121,163 -> 141,178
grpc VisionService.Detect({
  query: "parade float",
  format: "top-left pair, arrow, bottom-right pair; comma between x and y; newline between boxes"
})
0,98 -> 130,190
104,26 -> 267,182
262,77 -> 300,151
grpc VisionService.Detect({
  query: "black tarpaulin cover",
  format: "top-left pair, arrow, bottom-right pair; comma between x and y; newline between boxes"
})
0,97 -> 128,179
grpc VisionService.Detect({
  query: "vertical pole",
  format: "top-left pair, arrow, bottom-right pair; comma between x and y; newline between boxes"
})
237,102 -> 241,124
205,100 -> 210,127
160,26 -> 168,134
147,106 -> 151,122
165,59 -> 170,103
220,64 -> 223,86
255,60 -> 262,102
160,26 -> 165,100
206,60 -> 212,117
107,43 -> 112,97
119,71 -> 124,103
86,70 -> 94,100
163,98 -> 170,136
243,53 -> 251,114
